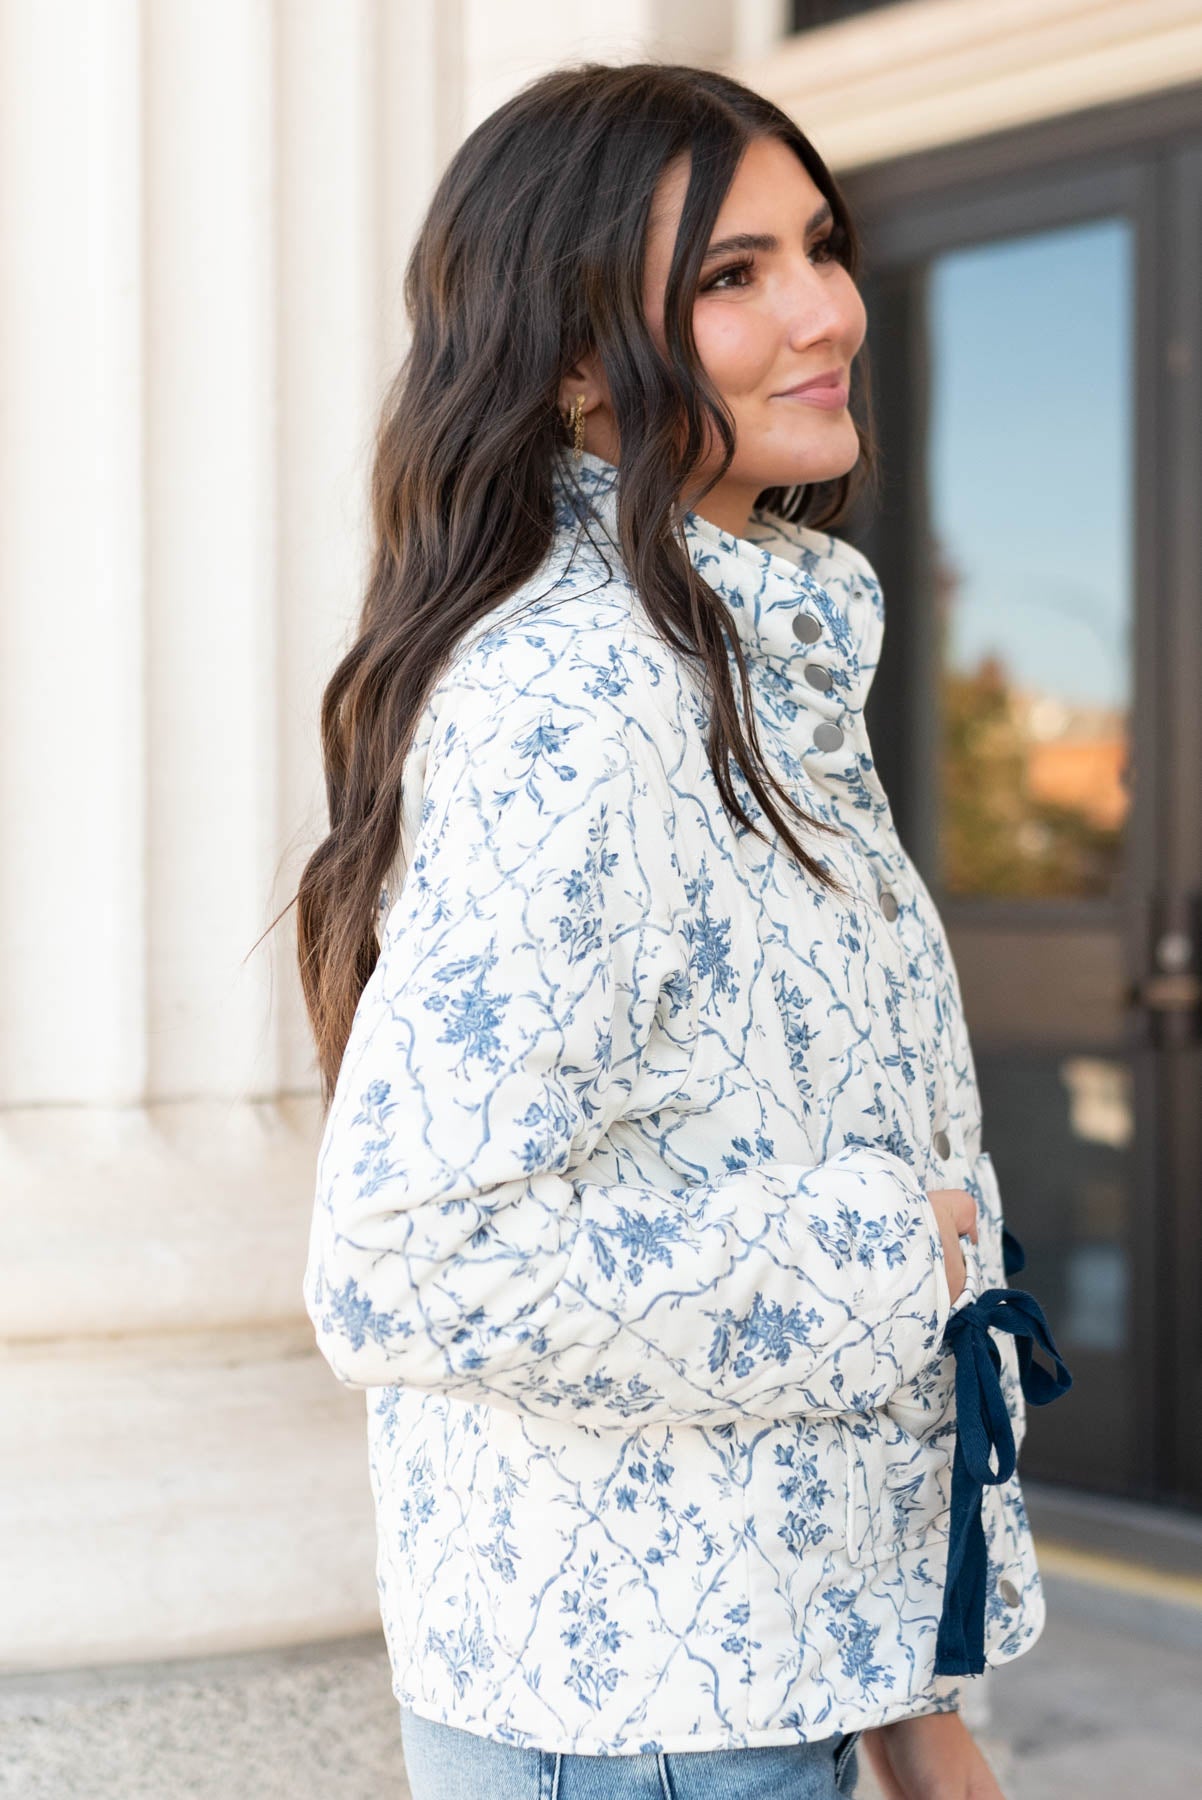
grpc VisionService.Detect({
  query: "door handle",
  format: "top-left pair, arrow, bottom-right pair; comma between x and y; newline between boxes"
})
1130,892 -> 1202,1030
1137,971 -> 1202,1012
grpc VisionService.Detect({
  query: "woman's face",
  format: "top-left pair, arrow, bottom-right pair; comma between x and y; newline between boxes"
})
569,135 -> 867,540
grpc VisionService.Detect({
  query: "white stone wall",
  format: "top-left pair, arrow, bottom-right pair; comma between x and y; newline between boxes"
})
2,0 -> 391,1670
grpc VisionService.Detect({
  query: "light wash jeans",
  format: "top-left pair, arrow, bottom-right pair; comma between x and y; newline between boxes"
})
400,1708 -> 862,1799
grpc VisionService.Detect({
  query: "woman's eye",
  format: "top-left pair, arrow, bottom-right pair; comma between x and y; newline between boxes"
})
810,227 -> 848,265
702,258 -> 754,293
702,229 -> 848,293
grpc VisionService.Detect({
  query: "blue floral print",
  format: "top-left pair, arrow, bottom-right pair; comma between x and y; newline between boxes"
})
304,448 -> 1042,1755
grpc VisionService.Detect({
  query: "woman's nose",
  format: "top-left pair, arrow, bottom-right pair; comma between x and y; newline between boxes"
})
784,273 -> 864,355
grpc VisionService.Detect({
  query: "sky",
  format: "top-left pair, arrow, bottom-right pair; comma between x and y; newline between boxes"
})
927,216 -> 1133,713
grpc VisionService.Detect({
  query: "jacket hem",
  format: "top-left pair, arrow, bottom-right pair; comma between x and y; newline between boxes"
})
392,1630 -> 1037,1758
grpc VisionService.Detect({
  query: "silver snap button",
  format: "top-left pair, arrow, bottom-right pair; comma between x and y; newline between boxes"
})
998,1577 -> 1021,1608
812,720 -> 844,753
793,612 -> 822,643
932,1128 -> 951,1161
879,889 -> 899,921
804,664 -> 833,692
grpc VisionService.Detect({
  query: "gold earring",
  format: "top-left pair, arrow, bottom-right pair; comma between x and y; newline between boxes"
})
572,394 -> 586,465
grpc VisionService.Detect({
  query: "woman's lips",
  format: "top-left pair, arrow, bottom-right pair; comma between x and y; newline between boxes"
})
774,381 -> 849,410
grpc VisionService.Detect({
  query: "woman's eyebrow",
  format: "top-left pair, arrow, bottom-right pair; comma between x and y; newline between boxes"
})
700,200 -> 833,264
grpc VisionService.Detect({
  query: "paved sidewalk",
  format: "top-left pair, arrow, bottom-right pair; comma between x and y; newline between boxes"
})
854,1566 -> 1202,1799
986,1568 -> 1202,1799
2,1567 -> 1199,1799
0,1636 -> 406,1800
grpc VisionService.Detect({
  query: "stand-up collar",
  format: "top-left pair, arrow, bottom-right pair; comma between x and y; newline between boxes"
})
549,450 -> 886,753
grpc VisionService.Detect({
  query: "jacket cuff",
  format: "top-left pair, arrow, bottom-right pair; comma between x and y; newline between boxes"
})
951,1233 -> 984,1316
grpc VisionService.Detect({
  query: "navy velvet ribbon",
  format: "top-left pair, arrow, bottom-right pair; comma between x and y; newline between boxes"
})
1002,1227 -> 1026,1278
933,1272 -> 1072,1676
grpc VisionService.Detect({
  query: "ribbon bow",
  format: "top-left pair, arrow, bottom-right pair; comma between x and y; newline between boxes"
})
933,1269 -> 1072,1676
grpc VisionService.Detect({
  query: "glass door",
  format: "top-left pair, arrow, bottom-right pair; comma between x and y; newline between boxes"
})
851,141 -> 1202,1506
925,211 -> 1139,1496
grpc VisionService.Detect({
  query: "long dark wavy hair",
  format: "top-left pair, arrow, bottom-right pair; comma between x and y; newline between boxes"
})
288,60 -> 876,1106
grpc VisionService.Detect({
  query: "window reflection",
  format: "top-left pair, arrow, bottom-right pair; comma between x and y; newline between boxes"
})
1060,1054 -> 1133,1151
979,1048 -> 1132,1477
1059,1056 -> 1131,1354
926,219 -> 1134,899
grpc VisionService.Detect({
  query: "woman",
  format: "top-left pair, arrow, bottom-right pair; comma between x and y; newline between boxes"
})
298,60 -> 1070,1800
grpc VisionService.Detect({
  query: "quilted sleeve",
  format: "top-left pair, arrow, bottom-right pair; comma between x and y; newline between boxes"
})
303,680 -> 955,1426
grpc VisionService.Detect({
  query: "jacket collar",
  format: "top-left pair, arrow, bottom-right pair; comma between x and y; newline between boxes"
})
549,449 -> 886,733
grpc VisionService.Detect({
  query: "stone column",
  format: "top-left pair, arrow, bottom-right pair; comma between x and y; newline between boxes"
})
0,0 -> 464,1671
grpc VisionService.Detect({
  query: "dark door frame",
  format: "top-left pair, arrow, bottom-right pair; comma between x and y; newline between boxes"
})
1161,140 -> 1202,1504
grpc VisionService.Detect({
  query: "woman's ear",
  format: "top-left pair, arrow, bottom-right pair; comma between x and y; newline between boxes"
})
557,352 -> 621,464
556,350 -> 607,421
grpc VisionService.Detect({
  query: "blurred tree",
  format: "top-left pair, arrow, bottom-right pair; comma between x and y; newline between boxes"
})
940,655 -> 1121,899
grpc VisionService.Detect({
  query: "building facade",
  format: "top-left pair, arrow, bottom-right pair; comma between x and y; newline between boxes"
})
2,0 -> 1199,1691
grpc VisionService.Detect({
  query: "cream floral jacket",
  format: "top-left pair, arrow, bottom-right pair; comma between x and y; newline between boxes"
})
303,447 -> 1049,1755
